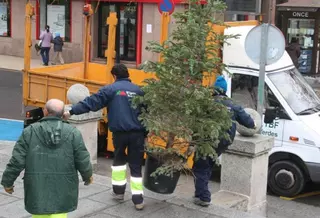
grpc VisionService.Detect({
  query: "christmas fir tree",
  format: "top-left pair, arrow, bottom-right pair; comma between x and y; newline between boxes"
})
133,0 -> 237,176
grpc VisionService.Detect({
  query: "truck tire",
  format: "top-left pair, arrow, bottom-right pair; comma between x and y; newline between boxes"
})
268,160 -> 306,197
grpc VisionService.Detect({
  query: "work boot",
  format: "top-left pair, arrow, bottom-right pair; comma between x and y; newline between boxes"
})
193,197 -> 211,207
111,192 -> 124,201
135,202 -> 144,211
193,196 -> 200,201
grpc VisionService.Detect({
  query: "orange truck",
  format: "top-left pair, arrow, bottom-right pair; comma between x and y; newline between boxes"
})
22,2 -> 259,168
23,3 -> 155,154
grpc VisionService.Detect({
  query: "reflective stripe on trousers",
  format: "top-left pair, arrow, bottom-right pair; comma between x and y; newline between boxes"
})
130,176 -> 143,195
111,165 -> 127,186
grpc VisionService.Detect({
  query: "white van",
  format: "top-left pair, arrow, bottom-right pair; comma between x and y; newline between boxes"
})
222,26 -> 320,197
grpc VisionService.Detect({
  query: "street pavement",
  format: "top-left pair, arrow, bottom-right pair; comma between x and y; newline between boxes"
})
0,68 -> 24,120
0,56 -> 320,217
0,55 -> 42,71
0,141 -> 263,218
0,69 -> 27,142
0,141 -> 319,218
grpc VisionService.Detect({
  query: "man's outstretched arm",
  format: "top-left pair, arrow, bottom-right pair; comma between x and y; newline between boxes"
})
233,105 -> 255,129
69,86 -> 113,116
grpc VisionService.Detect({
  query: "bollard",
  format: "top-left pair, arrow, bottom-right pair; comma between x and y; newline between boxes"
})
65,84 -> 103,171
211,134 -> 274,217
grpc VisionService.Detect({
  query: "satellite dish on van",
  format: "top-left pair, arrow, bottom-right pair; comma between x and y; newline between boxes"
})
245,25 -> 285,65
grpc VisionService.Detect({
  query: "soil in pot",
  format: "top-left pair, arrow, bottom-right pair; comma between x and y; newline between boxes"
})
143,154 -> 181,194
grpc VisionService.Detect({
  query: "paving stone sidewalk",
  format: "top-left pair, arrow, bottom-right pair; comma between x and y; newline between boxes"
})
0,55 -> 42,71
0,141 -> 264,218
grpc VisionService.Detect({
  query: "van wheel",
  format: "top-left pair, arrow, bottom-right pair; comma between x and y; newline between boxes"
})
268,160 -> 306,197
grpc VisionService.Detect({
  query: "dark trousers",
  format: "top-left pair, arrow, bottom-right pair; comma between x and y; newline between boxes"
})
40,47 -> 50,65
112,131 -> 145,205
193,155 -> 214,202
192,139 -> 231,202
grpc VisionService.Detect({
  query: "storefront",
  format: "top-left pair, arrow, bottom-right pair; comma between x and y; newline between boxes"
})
36,0 -> 71,42
96,2 -> 139,63
88,0 -> 179,66
277,1 -> 320,75
0,0 -> 216,65
0,0 -> 11,37
0,0 -> 84,62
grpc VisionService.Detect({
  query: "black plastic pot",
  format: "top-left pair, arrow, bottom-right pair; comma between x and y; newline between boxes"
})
143,154 -> 181,194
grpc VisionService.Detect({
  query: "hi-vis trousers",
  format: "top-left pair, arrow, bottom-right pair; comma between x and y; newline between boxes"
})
32,214 -> 67,218
112,131 -> 145,205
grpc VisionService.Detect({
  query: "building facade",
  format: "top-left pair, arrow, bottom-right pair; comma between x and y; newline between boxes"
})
276,0 -> 320,75
0,0 -> 85,64
0,0 -> 272,68
0,0 -> 187,67
89,0 -> 188,67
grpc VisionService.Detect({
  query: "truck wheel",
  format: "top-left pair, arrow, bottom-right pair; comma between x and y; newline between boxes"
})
268,160 -> 306,197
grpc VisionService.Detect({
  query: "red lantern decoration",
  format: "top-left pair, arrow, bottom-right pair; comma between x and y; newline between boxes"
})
83,4 -> 90,16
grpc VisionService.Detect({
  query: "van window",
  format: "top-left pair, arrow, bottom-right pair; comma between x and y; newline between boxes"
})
231,74 -> 281,110
269,68 -> 320,115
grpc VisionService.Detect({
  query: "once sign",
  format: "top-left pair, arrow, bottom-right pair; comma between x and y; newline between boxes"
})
292,12 -> 309,18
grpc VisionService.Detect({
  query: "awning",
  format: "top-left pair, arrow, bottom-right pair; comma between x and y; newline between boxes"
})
277,0 -> 320,11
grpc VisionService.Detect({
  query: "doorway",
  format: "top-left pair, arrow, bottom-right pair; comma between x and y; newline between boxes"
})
98,2 -> 137,62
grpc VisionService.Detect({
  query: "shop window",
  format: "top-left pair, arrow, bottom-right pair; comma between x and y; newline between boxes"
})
0,0 -> 11,37
119,4 -> 137,61
287,18 -> 315,74
98,2 -> 137,61
38,0 -> 71,42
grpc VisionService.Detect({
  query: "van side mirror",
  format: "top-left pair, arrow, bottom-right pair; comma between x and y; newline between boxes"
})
264,107 -> 277,124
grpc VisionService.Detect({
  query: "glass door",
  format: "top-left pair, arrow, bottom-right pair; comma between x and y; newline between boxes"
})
98,3 -> 137,62
98,3 -> 116,58
119,4 -> 137,61
287,18 -> 315,74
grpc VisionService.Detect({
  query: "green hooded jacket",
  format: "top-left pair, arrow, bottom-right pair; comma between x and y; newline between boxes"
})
1,117 -> 93,215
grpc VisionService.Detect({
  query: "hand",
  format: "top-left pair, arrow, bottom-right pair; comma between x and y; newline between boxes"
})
84,176 -> 93,186
186,146 -> 196,156
4,186 -> 14,194
63,111 -> 71,120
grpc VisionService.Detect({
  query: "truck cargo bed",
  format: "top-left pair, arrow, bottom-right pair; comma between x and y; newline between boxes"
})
23,62 -> 107,107
23,62 -> 155,108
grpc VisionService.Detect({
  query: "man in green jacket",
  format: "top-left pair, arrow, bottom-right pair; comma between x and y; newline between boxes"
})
1,99 -> 93,218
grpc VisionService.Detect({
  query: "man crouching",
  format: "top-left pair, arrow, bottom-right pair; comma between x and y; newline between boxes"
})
1,99 -> 93,218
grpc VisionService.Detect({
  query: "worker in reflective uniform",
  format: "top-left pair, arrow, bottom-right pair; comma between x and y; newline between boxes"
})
64,64 -> 146,210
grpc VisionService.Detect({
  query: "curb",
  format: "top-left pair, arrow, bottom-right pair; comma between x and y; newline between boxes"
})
0,68 -> 22,73
0,140 -> 16,145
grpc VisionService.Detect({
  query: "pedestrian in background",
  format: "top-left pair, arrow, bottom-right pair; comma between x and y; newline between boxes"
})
286,37 -> 301,68
39,25 -> 53,66
52,32 -> 65,65
63,64 -> 147,211
1,99 -> 93,218
191,76 -> 256,207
